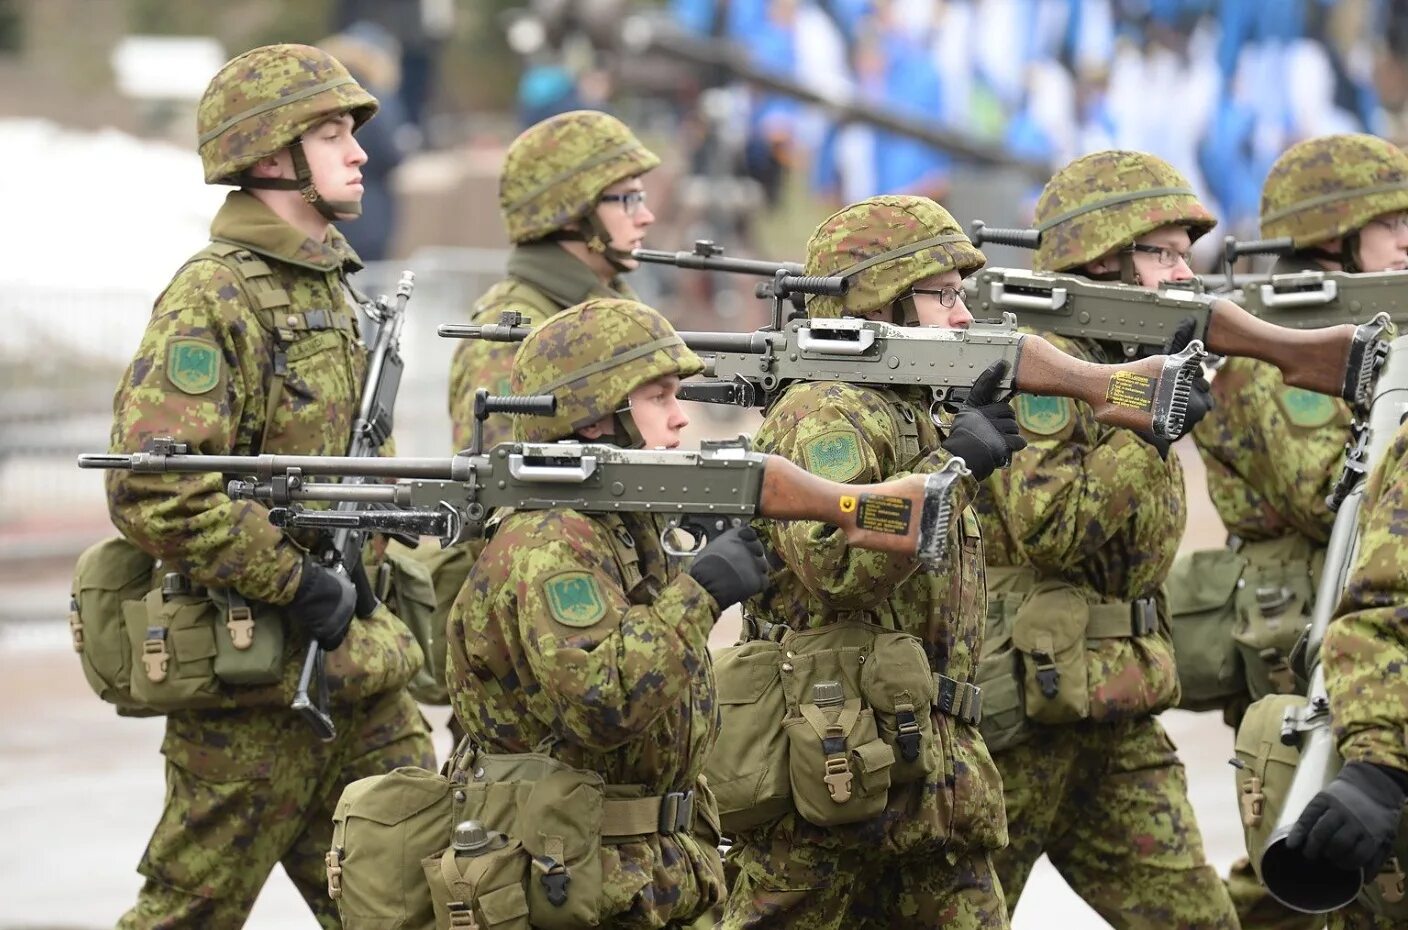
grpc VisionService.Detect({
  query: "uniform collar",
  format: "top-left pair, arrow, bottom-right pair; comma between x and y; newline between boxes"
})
506,240 -> 634,308
208,190 -> 363,274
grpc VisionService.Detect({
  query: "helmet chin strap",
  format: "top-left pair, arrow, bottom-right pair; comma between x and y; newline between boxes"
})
241,140 -> 361,222
554,211 -> 635,273
574,408 -> 646,449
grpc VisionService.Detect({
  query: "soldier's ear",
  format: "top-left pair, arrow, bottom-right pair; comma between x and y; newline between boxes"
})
247,152 -> 288,180
577,417 -> 612,440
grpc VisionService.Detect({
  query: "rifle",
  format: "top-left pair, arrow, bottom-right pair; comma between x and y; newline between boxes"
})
442,297 -> 1208,442
80,389 -> 973,568
967,223 -> 1390,411
1256,331 -> 1408,913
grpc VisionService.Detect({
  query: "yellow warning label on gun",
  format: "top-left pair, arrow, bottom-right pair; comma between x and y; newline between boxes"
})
1105,371 -> 1155,411
856,494 -> 913,535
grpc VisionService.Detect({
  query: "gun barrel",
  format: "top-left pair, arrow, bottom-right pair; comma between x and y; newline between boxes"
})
437,323 -> 532,342
630,247 -> 804,277
77,454 -> 138,470
83,450 -> 467,480
677,330 -> 775,354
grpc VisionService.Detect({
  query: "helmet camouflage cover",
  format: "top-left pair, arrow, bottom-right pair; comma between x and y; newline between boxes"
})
1032,150 -> 1217,272
1260,134 -> 1408,247
197,43 -> 378,185
511,298 -> 702,442
500,110 -> 661,244
804,195 -> 986,319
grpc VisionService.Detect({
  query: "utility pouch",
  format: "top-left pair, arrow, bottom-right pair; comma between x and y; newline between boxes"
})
1234,537 -> 1320,701
69,536 -> 156,710
1167,547 -> 1247,710
706,638 -> 790,834
124,584 -> 224,710
976,568 -> 1033,753
208,588 -> 285,687
1011,580 -> 1090,724
1232,693 -> 1307,881
381,540 -> 447,705
858,630 -> 939,784
517,766 -> 605,928
1358,815 -> 1408,918
423,829 -> 530,930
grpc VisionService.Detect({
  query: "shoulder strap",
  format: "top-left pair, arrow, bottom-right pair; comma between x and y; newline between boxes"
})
870,386 -> 923,470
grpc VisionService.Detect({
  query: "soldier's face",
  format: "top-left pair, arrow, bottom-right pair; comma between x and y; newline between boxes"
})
628,374 -> 689,449
301,114 -> 368,216
1127,225 -> 1195,288
594,176 -> 655,269
1353,210 -> 1408,272
906,269 -> 973,329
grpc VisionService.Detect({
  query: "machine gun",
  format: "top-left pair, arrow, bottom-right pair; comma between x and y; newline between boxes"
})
81,389 -> 976,579
1254,330 -> 1408,913
442,271 -> 1207,441
967,223 -> 1391,411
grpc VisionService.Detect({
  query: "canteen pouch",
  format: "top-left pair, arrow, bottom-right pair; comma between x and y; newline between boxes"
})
381,540 -> 447,705
330,765 -> 457,930
977,568 -> 1033,753
207,588 -> 285,687
423,838 -> 530,930
1167,547 -> 1247,710
706,638 -> 791,834
69,536 -> 155,709
859,630 -> 939,784
124,587 -> 224,710
1358,813 -> 1408,918
1234,537 -> 1320,701
1232,693 -> 1306,881
1011,580 -> 1090,724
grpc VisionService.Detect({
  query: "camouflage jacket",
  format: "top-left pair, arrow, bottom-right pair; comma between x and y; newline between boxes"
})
976,331 -> 1184,717
1191,256 -> 1351,545
445,508 -> 723,922
448,242 -> 635,450
107,192 -> 419,694
742,380 -> 1007,856
1323,417 -> 1408,774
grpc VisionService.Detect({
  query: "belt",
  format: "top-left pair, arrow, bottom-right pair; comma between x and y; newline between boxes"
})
1085,596 -> 1159,639
935,673 -> 983,726
602,790 -> 696,836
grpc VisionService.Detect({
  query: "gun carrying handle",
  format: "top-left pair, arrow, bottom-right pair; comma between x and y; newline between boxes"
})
1010,335 -> 1162,434
1205,298 -> 1356,400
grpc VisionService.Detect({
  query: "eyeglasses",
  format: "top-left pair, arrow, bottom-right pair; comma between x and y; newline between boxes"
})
1126,243 -> 1192,268
907,285 -> 963,308
1368,213 -> 1408,234
599,189 -> 649,216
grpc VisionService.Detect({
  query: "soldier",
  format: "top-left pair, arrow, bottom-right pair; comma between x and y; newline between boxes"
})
107,44 -> 434,928
447,109 -> 660,451
974,151 -> 1232,929
720,195 -> 1027,929
444,297 -> 772,929
1192,133 -> 1408,930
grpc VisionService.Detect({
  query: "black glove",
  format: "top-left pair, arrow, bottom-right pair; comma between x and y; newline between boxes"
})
942,360 -> 1027,481
1134,317 -> 1214,456
349,556 -> 379,619
1286,761 -> 1408,875
688,525 -> 771,610
288,557 -> 357,651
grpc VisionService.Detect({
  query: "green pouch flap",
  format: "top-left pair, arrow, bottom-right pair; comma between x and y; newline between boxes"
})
352,767 -> 457,826
1011,580 -> 1090,724
859,631 -> 937,784
479,882 -> 532,925
208,589 -> 285,687
519,767 -> 605,929
71,536 -> 156,707
1233,693 -> 1307,882
1167,547 -> 1246,615
707,640 -> 791,835
852,736 -> 896,774
1167,548 -> 1248,710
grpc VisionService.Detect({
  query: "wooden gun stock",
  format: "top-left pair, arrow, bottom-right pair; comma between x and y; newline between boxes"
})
758,456 -> 964,562
1207,297 -> 1355,398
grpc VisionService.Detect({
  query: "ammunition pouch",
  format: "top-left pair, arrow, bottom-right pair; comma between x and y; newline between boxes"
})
976,567 -> 1031,752
380,540 -> 446,705
708,619 -> 977,832
1233,537 -> 1320,702
1232,693 -> 1307,882
1167,546 -> 1247,710
330,743 -> 720,930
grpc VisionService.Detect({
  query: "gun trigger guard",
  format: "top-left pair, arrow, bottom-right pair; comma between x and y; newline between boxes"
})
661,519 -> 708,559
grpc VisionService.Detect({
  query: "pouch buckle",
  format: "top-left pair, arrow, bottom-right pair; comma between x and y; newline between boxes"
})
1376,857 -> 1406,904
325,846 -> 343,900
1261,648 -> 1296,694
658,789 -> 695,834
1131,597 -> 1159,636
446,902 -> 479,929
1031,652 -> 1060,699
895,707 -> 922,761
67,598 -> 84,652
226,605 -> 255,651
142,627 -> 170,683
1239,774 -> 1264,828
823,754 -> 853,802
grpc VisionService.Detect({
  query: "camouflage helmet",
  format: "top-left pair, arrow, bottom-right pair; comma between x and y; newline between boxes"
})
197,44 -> 378,185
500,110 -> 661,244
1032,151 -> 1216,272
804,195 -> 986,319
511,298 -> 702,443
1260,134 -> 1408,247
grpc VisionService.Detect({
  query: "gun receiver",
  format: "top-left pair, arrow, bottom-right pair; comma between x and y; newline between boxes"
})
82,434 -> 972,565
630,239 -> 805,278
969,267 -> 1389,411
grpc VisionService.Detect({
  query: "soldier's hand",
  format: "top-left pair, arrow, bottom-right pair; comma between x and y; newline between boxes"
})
1135,374 -> 1213,458
688,525 -> 771,611
288,557 -> 357,650
943,360 -> 1027,481
1286,761 -> 1407,874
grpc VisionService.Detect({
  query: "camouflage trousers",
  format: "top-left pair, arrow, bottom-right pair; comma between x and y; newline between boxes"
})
1328,902 -> 1406,929
1225,855 -> 1324,930
720,837 -> 1007,929
116,687 -> 433,930
992,715 -> 1238,930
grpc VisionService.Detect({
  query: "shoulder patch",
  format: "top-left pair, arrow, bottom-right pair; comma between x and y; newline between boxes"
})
1277,387 -> 1338,429
801,429 -> 865,482
1015,394 -> 1073,437
165,338 -> 221,395
542,570 -> 609,628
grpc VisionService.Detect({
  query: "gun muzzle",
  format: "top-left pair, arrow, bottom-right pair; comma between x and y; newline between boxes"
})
437,322 -> 531,342
77,454 -> 136,470
970,220 -> 1041,250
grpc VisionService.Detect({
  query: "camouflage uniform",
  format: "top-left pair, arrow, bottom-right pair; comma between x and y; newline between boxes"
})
979,151 -> 1237,929
108,46 -> 433,929
1190,134 -> 1408,930
447,110 -> 659,451
722,197 -> 1009,930
445,299 -> 729,929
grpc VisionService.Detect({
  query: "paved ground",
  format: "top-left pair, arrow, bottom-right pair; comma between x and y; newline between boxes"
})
0,443 -> 1283,929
